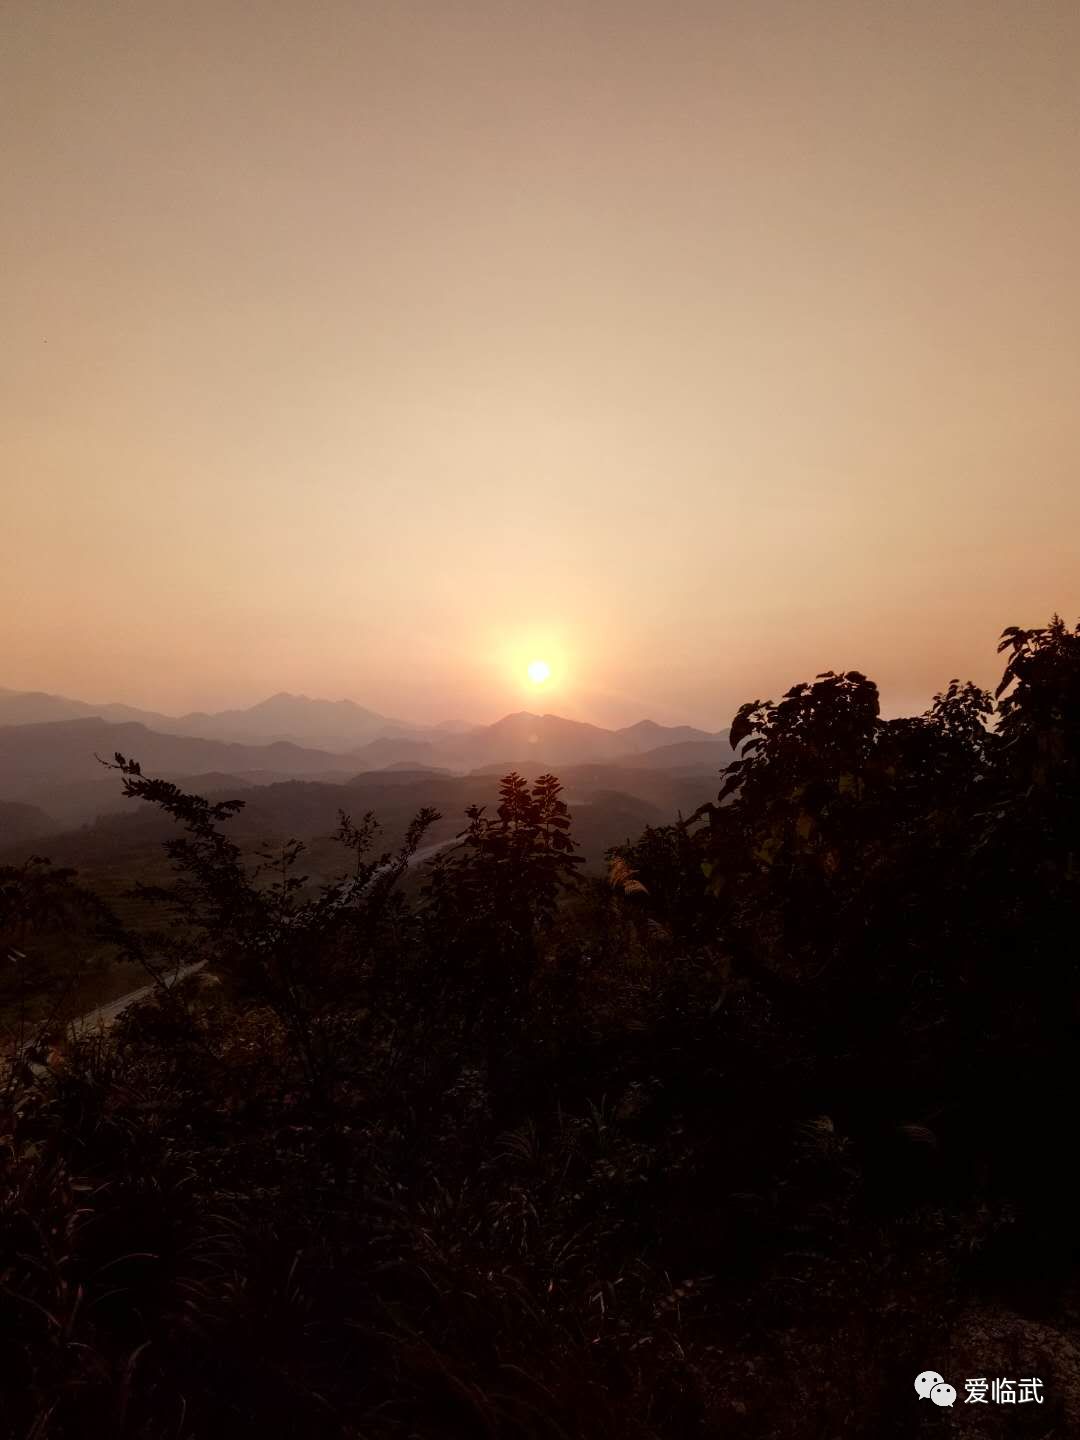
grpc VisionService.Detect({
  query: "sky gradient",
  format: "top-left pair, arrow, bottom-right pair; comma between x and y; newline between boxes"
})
3,0 -> 1079,729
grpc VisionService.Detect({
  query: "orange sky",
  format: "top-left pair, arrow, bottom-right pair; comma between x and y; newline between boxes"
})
3,1 -> 1078,730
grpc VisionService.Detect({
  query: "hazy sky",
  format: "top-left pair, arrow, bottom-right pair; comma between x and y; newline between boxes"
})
3,1 -> 1079,729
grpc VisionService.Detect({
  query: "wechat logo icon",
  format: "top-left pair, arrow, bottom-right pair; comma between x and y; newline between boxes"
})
915,1371 -> 956,1406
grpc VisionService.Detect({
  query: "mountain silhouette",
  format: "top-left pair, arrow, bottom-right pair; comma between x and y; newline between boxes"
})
0,718 -> 363,829
0,687 -> 405,753
0,687 -> 725,762
0,694 -> 731,834
613,719 -> 721,750
353,713 -> 729,772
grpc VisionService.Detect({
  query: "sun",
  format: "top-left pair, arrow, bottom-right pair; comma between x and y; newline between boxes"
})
527,658 -> 551,686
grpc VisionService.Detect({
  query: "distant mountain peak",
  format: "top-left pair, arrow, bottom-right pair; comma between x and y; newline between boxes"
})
0,686 -> 408,754
0,690 -> 727,780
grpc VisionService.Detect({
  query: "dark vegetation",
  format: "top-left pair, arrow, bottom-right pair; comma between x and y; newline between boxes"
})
0,768 -> 718,1034
2,616 -> 1079,1437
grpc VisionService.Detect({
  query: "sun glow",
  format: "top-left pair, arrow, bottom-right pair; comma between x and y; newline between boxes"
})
483,627 -> 570,706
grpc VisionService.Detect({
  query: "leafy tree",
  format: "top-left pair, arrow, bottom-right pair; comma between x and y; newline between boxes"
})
101,753 -> 439,1103
419,773 -> 583,1097
996,614 -> 1080,790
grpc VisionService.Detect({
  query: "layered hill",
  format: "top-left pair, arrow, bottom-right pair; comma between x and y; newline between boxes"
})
0,687 -> 408,753
0,688 -> 730,769
0,719 -> 361,830
0,703 -> 731,837
1,765 -> 719,892
352,712 -> 731,772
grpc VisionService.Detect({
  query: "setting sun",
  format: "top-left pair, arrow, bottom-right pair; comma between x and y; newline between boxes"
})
527,659 -> 551,686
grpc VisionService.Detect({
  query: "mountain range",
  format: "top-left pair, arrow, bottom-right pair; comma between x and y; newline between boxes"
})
0,686 -> 732,837
0,687 -> 410,753
347,711 -> 730,772
0,687 -> 727,756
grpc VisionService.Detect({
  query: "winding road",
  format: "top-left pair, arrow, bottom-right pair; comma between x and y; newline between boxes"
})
67,835 -> 459,1035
